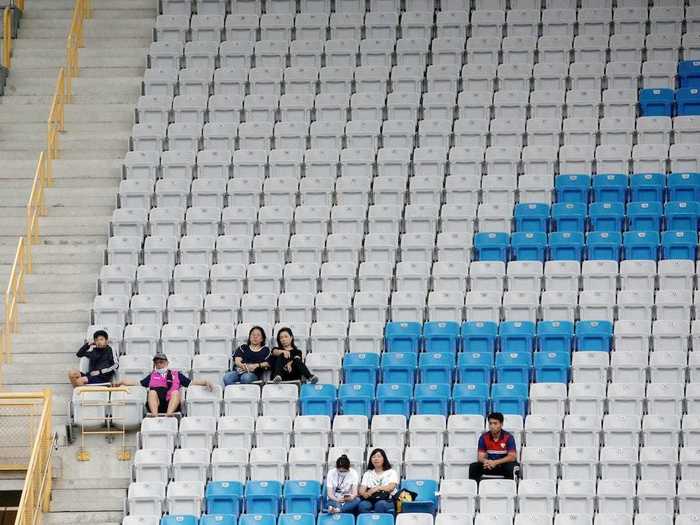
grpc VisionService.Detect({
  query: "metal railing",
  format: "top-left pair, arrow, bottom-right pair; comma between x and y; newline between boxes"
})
47,70 -> 65,161
2,6 -> 11,69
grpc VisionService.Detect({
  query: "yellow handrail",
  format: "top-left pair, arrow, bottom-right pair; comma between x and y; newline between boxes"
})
2,237 -> 26,369
65,0 -> 90,97
47,68 -> 65,161
2,6 -> 11,69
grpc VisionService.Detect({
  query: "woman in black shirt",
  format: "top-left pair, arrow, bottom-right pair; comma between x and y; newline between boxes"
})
271,327 -> 318,384
223,325 -> 273,385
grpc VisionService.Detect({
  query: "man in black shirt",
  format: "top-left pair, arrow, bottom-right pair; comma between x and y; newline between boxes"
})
68,330 -> 119,386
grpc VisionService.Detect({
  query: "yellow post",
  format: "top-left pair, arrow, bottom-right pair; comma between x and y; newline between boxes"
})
2,6 -> 11,69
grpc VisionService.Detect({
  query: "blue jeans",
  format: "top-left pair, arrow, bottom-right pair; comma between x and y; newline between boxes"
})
329,497 -> 361,514
358,499 -> 394,514
223,370 -> 258,385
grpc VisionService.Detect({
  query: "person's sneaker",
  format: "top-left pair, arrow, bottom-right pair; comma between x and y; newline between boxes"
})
309,375 -> 319,384
273,375 -> 282,384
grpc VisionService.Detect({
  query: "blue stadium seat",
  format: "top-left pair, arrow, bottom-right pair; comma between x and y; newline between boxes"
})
461,321 -> 498,353
510,232 -> 547,261
676,87 -> 700,114
495,351 -> 532,384
514,203 -> 550,232
575,320 -> 613,352
593,174 -> 628,203
490,383 -> 528,417
639,88 -> 674,117
337,383 -> 374,417
384,322 -> 421,353
499,321 -> 536,353
201,515 -> 237,525
161,517 -> 198,525
630,173 -> 665,202
399,480 -> 439,514
627,202 -> 663,231
206,481 -> 244,515
537,321 -> 574,353
284,481 -> 322,516
423,321 -> 460,353
589,202 -> 625,232
376,383 -> 412,418
278,515 -> 315,525
623,231 -> 659,260
317,515 -> 355,525
533,351 -> 570,383
381,352 -> 417,384
418,352 -> 455,384
452,383 -> 490,415
356,515 -> 394,525
586,231 -> 622,261
343,353 -> 380,384
668,173 -> 700,202
239,516 -> 277,525
551,202 -> 587,232
555,174 -> 591,204
456,351 -> 493,384
414,383 -> 451,416
548,231 -> 585,261
661,230 -> 698,260
300,384 -> 337,418
245,482 -> 283,516
665,201 -> 700,231
679,61 -> 700,89
474,232 -> 509,262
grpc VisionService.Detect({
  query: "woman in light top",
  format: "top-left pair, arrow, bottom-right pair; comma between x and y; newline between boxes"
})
325,454 -> 361,514
357,448 -> 399,514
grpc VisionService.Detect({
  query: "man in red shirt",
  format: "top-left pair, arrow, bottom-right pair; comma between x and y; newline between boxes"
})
469,412 -> 519,483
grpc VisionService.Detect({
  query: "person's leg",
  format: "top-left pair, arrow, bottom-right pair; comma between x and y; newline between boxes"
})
357,500 -> 374,514
271,356 -> 285,381
339,497 -> 361,514
222,370 -> 240,386
146,390 -> 160,416
68,369 -> 88,387
374,500 -> 394,514
165,390 -> 181,416
499,461 -> 518,480
468,461 -> 484,483
239,372 -> 258,384
291,358 -> 316,381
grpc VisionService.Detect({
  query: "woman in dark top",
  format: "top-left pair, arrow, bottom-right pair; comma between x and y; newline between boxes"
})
223,325 -> 273,385
271,327 -> 318,384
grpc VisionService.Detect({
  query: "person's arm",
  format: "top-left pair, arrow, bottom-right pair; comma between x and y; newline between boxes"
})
76,342 -> 91,358
375,470 -> 398,493
326,472 -> 340,502
190,378 -> 214,391
358,472 -> 371,498
477,435 -> 488,464
91,348 -> 118,377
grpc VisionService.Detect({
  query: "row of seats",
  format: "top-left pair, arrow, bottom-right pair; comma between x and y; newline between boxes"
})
641,88 -> 700,117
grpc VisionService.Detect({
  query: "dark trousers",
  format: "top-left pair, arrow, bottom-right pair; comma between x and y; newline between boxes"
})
468,461 -> 519,483
272,356 -> 313,381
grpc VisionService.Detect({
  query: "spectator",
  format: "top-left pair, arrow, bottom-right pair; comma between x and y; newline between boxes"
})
358,448 -> 399,514
116,353 -> 213,416
468,412 -> 519,483
223,326 -> 273,385
326,454 -> 361,515
271,327 -> 319,384
68,330 -> 119,387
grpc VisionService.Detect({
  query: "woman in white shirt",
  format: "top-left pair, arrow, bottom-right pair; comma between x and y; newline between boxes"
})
358,448 -> 399,514
326,454 -> 361,514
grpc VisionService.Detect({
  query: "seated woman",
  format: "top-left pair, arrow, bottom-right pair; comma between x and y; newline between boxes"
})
358,448 -> 399,514
223,326 -> 273,386
116,353 -> 213,416
271,327 -> 318,384
326,454 -> 361,514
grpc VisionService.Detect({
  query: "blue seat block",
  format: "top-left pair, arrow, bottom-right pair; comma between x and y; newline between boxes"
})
457,351 -> 493,384
239,516 -> 277,525
589,201 -> 625,232
245,482 -> 283,516
317,515 -> 355,525
679,61 -> 700,88
548,231 -> 585,261
452,383 -> 489,416
668,173 -> 700,202
555,174 -> 591,204
661,230 -> 698,260
343,353 -> 380,385
627,201 -> 663,231
575,320 -> 613,352
376,383 -> 412,418
384,322 -> 421,353
474,232 -> 509,262
300,384 -> 337,418
161,517 -> 198,525
278,515 -> 316,525
623,231 -> 660,261
206,481 -> 244,515
414,383 -> 451,416
499,321 -> 536,353
423,321 -> 460,353
381,352 -> 417,385
418,351 -> 455,384
533,351 -> 570,383
630,173 -> 665,202
284,481 -> 322,516
593,173 -> 628,203
552,202 -> 587,232
400,480 -> 439,515
490,383 -> 528,417
510,232 -> 547,261
676,87 -> 700,113
495,351 -> 532,384
639,88 -> 674,117
356,515 -> 394,525
537,321 -> 574,353
201,515 -> 237,525
461,321 -> 498,354
665,201 -> 700,231
586,231 -> 622,261
514,203 -> 550,232
337,383 -> 374,417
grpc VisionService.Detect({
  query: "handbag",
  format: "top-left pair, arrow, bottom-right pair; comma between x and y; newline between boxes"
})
365,490 -> 393,503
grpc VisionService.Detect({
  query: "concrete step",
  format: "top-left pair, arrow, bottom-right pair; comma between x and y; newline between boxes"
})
18,303 -> 92,324
13,38 -> 152,50
52,159 -> 123,178
49,489 -> 125,513
24,273 -> 102,294
13,332 -> 87,347
11,353 -> 77,365
0,93 -> 139,105
5,76 -> 142,95
11,322 -> 90,335
44,512 -> 122,525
